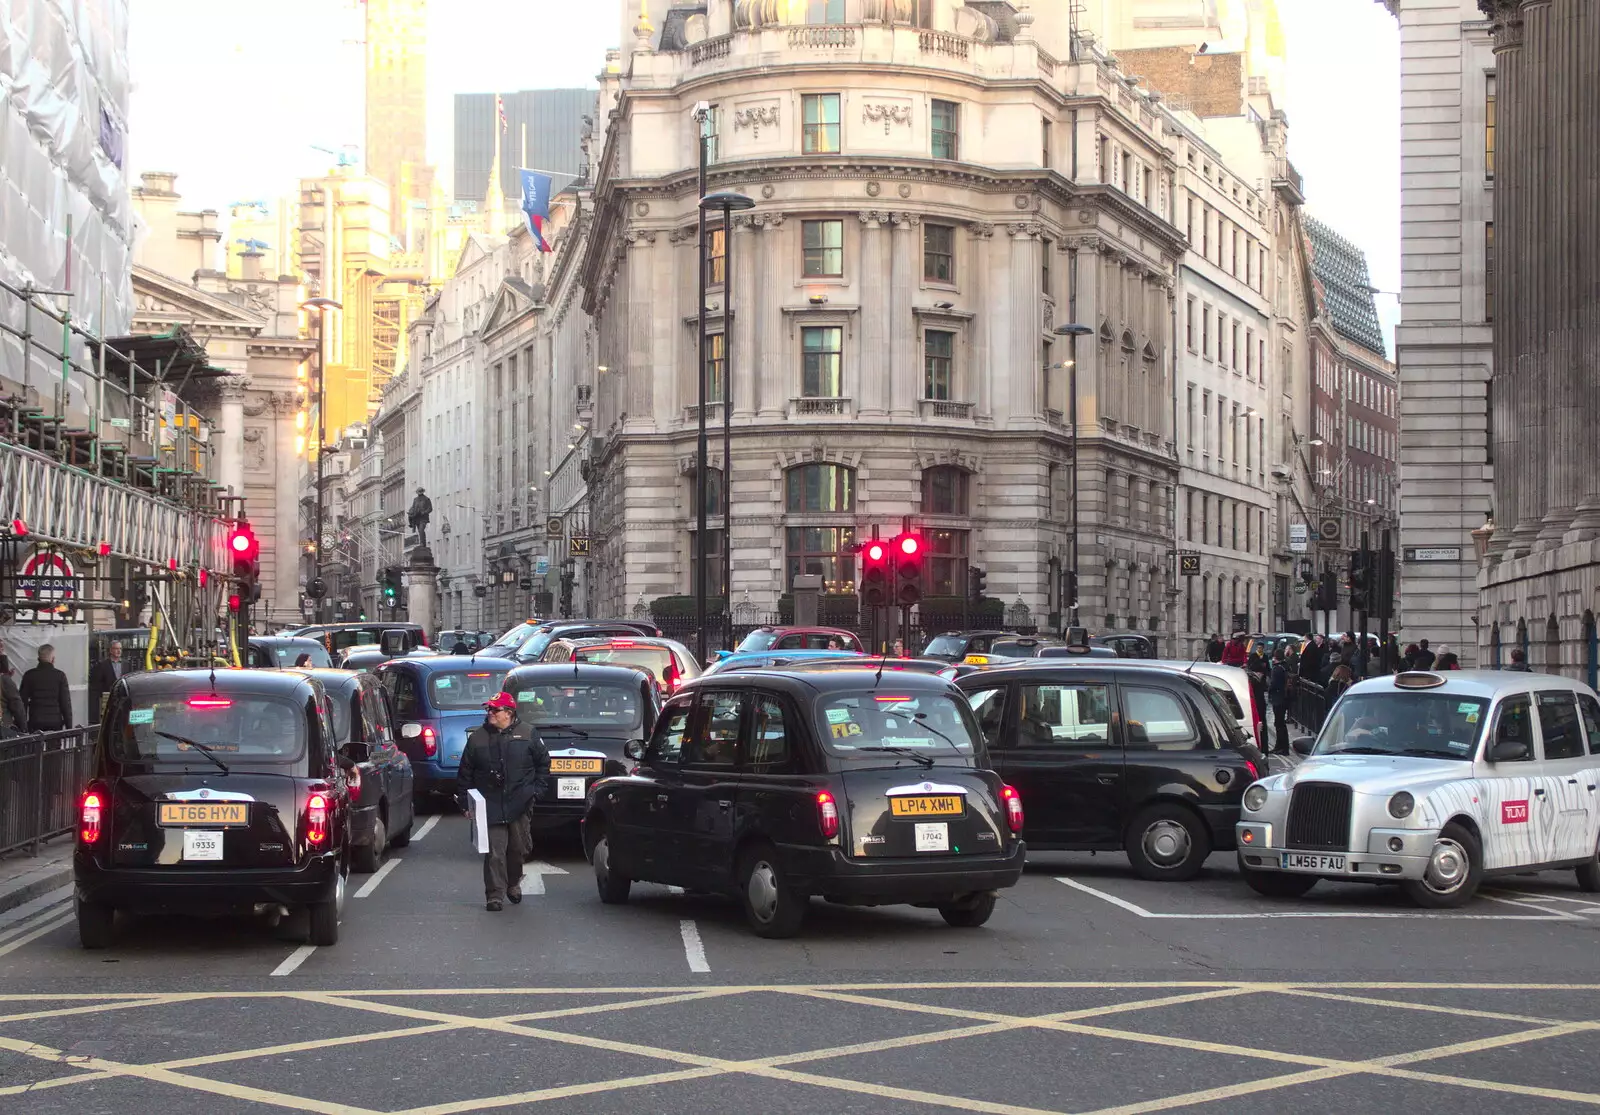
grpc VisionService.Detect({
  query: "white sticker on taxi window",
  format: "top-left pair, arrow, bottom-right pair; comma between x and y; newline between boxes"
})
1457,702 -> 1477,714
436,677 -> 454,688
826,708 -> 851,724
129,709 -> 155,724
1447,740 -> 1471,752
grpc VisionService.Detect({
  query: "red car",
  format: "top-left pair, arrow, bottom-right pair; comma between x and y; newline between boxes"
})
734,626 -> 864,654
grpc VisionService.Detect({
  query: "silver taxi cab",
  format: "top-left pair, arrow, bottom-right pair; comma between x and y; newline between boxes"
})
1236,670 -> 1600,907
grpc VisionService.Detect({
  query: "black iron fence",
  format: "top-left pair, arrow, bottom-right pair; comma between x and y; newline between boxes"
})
1288,678 -> 1332,737
1,727 -> 95,856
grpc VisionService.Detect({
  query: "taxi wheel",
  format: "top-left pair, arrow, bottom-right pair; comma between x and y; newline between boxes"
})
76,897 -> 114,950
593,834 -> 632,904
938,891 -> 998,928
738,844 -> 807,939
354,815 -> 387,874
1575,837 -> 1600,892
1125,804 -> 1211,882
1239,859 -> 1320,898
390,818 -> 412,849
308,867 -> 344,947
1401,822 -> 1482,909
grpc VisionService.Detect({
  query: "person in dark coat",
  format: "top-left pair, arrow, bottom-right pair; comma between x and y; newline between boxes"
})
451,641 -> 471,655
1205,634 -> 1225,663
1267,650 -> 1292,755
456,691 -> 550,911
1435,646 -> 1461,670
1299,634 -> 1325,683
1413,639 -> 1437,670
0,651 -> 27,737
1506,646 -> 1530,672
19,644 -> 72,732
89,640 -> 125,724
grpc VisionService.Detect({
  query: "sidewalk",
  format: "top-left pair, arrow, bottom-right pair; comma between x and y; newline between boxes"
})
0,841 -> 73,915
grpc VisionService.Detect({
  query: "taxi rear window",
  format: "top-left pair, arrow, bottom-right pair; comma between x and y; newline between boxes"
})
816,691 -> 980,759
112,694 -> 307,763
575,646 -> 673,680
428,670 -> 510,710
268,643 -> 332,668
508,681 -> 645,731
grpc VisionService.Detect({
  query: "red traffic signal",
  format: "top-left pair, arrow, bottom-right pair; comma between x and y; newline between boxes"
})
898,534 -> 921,558
865,541 -> 887,563
893,532 -> 925,607
228,523 -> 259,562
861,538 -> 890,607
227,593 -> 242,612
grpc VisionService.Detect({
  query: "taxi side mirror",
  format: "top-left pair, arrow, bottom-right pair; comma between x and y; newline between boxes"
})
623,739 -> 646,761
1489,738 -> 1529,763
1290,735 -> 1314,757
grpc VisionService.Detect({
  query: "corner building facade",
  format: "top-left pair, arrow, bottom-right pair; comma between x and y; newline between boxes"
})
582,0 -> 1186,637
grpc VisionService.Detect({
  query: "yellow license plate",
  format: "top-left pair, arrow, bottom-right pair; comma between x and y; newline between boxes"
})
889,795 -> 963,817
158,802 -> 249,827
550,758 -> 603,774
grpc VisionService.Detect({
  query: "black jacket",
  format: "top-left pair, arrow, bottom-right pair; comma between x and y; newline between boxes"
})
1267,663 -> 1289,707
19,662 -> 72,730
456,717 -> 550,826
89,659 -> 123,722
0,674 -> 26,735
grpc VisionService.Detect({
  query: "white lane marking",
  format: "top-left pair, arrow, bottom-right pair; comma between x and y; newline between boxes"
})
271,945 -> 317,977
0,885 -> 73,937
0,912 -> 74,958
411,815 -> 441,842
667,886 -> 685,895
1485,887 -> 1600,909
0,901 -> 72,947
522,873 -> 545,897
679,919 -> 710,973
526,861 -> 569,875
1054,876 -> 1579,921
354,857 -> 402,898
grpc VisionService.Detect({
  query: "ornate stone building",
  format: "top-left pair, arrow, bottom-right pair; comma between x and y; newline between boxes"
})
580,0 -> 1188,637
130,173 -> 310,627
1476,0 -> 1600,677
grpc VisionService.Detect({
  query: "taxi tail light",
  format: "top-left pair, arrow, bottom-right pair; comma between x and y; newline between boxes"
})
664,660 -> 681,691
1000,785 -> 1024,833
187,696 -> 232,709
306,792 -> 329,845
1243,758 -> 1261,783
816,790 -> 840,839
346,765 -> 362,799
79,788 -> 105,844
421,726 -> 438,757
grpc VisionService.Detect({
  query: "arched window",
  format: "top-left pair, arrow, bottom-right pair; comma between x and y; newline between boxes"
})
921,466 -> 970,515
786,463 -> 854,512
1516,617 -> 1529,664
1490,621 -> 1502,669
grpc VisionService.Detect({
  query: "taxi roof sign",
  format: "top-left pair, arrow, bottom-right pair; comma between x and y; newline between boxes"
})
1393,671 -> 1447,689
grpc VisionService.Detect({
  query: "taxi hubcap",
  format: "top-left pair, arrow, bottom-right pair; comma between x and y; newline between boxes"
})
595,840 -> 611,880
335,869 -> 346,915
1424,838 -> 1468,892
748,861 -> 780,922
1143,820 -> 1191,866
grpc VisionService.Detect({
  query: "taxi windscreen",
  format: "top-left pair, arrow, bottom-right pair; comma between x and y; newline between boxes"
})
1315,692 -> 1488,760
112,694 -> 307,763
736,630 -> 779,652
817,691 -> 980,760
574,646 -> 672,681
428,670 -> 510,710
508,682 -> 645,731
920,635 -> 970,659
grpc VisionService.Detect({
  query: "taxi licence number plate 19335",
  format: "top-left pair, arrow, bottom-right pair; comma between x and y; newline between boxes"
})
1282,852 -> 1346,872
182,830 -> 224,861
889,795 -> 963,817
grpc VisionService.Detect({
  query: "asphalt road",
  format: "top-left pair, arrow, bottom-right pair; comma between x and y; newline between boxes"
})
3,810 -> 1600,1114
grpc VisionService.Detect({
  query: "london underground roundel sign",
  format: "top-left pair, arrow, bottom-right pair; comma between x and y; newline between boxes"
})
17,549 -> 76,607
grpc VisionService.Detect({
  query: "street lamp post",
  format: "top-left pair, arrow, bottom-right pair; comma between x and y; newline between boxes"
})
302,296 -> 342,623
1054,323 -> 1094,629
701,187 -> 754,654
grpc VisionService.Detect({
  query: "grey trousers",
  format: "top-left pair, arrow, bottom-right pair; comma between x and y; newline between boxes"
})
483,821 -> 528,902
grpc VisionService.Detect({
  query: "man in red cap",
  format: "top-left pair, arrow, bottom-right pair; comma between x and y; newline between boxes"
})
456,691 -> 550,910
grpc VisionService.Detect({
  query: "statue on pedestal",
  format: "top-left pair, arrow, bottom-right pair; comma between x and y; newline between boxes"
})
407,487 -> 434,549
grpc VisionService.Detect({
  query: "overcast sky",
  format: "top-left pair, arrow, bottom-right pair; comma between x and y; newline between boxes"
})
129,0 -> 1399,342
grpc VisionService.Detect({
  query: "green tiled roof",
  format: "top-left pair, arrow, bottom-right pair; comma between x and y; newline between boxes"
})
1304,215 -> 1386,358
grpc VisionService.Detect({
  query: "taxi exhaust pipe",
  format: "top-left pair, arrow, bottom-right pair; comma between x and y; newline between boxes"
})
257,903 -> 291,926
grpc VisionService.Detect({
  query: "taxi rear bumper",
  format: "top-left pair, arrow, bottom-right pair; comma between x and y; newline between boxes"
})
1236,821 -> 1439,881
74,849 -> 343,913
787,841 -> 1026,903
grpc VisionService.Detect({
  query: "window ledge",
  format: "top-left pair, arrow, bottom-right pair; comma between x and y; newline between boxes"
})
789,396 -> 853,418
919,399 -> 974,420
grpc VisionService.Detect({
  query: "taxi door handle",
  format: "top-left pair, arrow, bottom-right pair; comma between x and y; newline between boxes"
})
718,800 -> 732,811
1098,774 -> 1120,785
1534,788 -> 1547,797
1568,778 -> 1579,785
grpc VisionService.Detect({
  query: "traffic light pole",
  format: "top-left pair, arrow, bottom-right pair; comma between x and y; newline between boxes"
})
1378,527 -> 1392,671
1357,529 -> 1370,668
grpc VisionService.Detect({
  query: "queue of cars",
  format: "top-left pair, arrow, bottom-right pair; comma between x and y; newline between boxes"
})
70,615 -> 1600,952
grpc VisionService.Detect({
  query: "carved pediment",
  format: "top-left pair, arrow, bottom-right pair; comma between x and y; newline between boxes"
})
481,281 -> 538,338
132,266 -> 266,330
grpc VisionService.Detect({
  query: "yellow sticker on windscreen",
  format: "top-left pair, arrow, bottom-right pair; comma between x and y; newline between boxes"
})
830,722 -> 863,739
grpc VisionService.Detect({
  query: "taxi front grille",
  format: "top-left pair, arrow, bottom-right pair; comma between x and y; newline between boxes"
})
1285,782 -> 1352,851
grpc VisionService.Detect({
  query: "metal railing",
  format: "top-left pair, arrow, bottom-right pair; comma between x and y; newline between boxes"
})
1288,677 -> 1331,736
0,727 -> 94,856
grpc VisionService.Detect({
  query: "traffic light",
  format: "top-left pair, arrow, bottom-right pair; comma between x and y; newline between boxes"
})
969,566 -> 987,602
381,566 -> 401,608
228,522 -> 261,605
893,532 -> 924,607
1063,570 -> 1079,610
1347,550 -> 1370,612
861,539 -> 890,607
1371,548 -> 1396,620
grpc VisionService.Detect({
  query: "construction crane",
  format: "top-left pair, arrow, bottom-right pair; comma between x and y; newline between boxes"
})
311,144 -> 361,168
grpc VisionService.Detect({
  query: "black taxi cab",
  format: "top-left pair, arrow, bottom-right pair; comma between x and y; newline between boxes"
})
500,663 -> 660,835
582,666 -> 1025,937
74,669 -> 351,948
955,660 -> 1265,881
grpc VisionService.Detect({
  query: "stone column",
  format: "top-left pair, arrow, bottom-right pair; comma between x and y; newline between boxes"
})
1006,222 -> 1040,419
623,230 -> 657,428
755,214 -> 786,419
404,551 -> 439,641
731,218 -> 757,420
889,213 -> 918,416
1565,0 -> 1600,537
217,376 -> 249,497
971,223 -> 996,420
1488,0 -> 1526,556
856,211 -> 889,417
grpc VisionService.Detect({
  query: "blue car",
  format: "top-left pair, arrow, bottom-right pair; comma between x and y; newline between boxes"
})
373,655 -> 515,806
699,649 -> 863,676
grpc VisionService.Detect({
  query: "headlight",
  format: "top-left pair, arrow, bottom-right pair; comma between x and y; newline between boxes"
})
1243,785 -> 1269,812
1388,791 -> 1415,820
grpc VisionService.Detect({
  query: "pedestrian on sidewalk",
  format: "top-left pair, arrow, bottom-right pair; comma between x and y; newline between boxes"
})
1413,639 -> 1437,670
0,649 -> 27,738
19,645 -> 72,733
1435,646 -> 1461,670
1267,649 -> 1291,755
456,691 -> 550,912
1506,646 -> 1530,672
1220,633 -> 1248,667
89,641 -> 124,724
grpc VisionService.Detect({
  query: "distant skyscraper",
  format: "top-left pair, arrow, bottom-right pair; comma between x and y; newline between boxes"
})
454,89 -> 595,207
365,0 -> 429,217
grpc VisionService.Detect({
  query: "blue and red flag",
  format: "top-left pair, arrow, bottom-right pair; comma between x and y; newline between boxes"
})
519,169 -> 554,252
